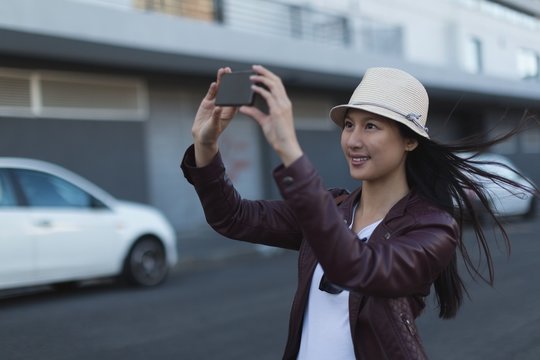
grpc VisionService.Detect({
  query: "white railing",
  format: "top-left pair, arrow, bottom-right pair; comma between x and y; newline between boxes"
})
66,0 -> 403,55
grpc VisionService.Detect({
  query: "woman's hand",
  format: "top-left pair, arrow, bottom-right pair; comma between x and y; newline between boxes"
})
192,67 -> 238,167
240,65 -> 303,167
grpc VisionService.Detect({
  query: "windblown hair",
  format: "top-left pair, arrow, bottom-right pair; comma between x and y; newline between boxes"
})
398,111 -> 539,319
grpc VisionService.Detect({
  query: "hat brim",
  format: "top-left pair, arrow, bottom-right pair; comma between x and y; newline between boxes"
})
329,104 -> 429,139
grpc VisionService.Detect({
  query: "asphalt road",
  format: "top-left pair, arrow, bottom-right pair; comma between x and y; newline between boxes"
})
1,217 -> 539,360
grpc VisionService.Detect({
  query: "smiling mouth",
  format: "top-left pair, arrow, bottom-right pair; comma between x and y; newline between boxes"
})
351,156 -> 370,165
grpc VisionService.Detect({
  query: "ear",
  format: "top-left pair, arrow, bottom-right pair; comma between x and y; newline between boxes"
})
405,138 -> 418,152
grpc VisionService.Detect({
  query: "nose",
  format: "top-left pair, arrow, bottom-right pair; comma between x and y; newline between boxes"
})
344,127 -> 363,149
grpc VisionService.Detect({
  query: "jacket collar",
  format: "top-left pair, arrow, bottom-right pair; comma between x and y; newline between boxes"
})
340,187 -> 417,225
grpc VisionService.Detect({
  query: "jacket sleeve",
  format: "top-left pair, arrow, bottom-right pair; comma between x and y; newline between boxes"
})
274,154 -> 459,297
181,145 -> 303,250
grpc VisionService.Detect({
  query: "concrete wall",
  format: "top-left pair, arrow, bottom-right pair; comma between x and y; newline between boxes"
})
0,117 -> 148,202
145,78 -> 265,229
352,0 -> 540,79
145,81 -> 203,229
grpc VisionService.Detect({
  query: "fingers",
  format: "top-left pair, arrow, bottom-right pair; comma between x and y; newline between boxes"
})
205,65 -> 288,125
239,105 -> 266,126
205,67 -> 232,101
241,65 -> 292,128
249,65 -> 289,109
216,67 -> 232,91
250,66 -> 283,93
212,105 -> 237,128
252,64 -> 280,82
205,82 -> 218,100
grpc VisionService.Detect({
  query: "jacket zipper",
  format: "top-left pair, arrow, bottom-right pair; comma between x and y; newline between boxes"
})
400,313 -> 416,336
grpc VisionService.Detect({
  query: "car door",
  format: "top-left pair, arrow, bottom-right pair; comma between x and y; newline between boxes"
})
0,169 -> 35,289
12,168 -> 122,283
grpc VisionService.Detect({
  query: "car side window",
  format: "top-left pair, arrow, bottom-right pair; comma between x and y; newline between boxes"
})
15,169 -> 93,208
0,170 -> 17,207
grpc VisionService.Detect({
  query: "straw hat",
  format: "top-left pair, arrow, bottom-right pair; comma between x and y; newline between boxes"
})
329,67 -> 430,138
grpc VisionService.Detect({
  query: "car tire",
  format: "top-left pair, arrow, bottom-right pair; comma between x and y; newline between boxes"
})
123,237 -> 168,287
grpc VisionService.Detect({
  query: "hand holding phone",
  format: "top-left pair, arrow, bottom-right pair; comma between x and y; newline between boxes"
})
215,71 -> 268,113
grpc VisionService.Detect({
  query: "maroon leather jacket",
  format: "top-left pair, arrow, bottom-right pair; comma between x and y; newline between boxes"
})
181,145 -> 459,359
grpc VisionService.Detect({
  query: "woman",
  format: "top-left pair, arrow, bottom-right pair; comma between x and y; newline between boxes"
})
181,65 -> 536,359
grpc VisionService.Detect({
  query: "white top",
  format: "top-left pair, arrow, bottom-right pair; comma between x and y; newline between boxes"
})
297,218 -> 382,360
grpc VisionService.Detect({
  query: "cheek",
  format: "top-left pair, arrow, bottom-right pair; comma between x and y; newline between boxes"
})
383,131 -> 409,152
340,132 -> 348,152
382,142 -> 409,166
371,134 -> 407,162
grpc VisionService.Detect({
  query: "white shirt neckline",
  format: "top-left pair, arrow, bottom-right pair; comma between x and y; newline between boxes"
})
297,214 -> 383,360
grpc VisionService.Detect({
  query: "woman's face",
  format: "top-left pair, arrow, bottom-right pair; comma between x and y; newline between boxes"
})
340,109 -> 417,183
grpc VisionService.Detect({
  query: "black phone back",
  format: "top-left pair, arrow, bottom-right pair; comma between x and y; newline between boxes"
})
214,71 -> 255,106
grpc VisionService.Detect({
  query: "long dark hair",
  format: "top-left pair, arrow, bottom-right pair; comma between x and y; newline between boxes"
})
399,112 -> 538,319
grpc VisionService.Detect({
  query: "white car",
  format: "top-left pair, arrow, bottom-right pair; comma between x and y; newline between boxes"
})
0,157 -> 178,291
460,152 -> 536,219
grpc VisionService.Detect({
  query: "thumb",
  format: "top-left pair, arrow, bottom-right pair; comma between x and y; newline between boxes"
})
205,82 -> 218,100
211,107 -> 223,124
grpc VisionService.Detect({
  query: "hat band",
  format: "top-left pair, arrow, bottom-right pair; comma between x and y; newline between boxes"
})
350,101 -> 429,134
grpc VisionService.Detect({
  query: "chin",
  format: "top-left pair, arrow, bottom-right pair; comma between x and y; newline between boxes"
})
349,170 -> 367,181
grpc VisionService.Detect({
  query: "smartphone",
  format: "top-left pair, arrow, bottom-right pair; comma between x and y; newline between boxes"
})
214,71 -> 268,113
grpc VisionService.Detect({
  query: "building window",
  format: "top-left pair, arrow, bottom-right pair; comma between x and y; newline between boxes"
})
0,68 -> 147,121
0,69 -> 33,117
453,0 -> 540,31
517,48 -> 540,81
133,0 -> 216,22
464,36 -> 483,74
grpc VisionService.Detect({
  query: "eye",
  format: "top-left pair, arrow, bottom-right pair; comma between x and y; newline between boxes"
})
365,122 -> 378,130
343,119 -> 354,130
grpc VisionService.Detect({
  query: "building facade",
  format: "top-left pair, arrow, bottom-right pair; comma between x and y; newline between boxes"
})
1,0 -> 539,234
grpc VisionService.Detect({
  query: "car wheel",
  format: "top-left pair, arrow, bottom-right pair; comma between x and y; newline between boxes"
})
523,197 -> 537,220
123,237 -> 168,287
